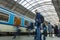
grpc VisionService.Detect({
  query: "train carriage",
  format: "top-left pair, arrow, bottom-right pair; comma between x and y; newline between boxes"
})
0,6 -> 35,35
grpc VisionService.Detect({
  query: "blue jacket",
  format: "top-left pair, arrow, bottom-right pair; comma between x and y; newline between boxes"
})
35,12 -> 44,26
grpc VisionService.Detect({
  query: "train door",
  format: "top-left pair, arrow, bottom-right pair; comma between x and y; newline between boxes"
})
14,17 -> 21,26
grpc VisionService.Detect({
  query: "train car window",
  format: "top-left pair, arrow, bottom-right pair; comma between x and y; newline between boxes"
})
25,20 -> 28,25
0,12 -> 9,22
14,17 -> 21,26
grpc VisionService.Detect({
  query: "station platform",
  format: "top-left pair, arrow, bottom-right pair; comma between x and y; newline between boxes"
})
0,35 -> 60,40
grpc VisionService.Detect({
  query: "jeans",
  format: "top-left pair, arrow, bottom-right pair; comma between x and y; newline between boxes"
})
34,27 -> 42,40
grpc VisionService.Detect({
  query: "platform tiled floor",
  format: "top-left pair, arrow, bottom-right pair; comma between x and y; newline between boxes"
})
0,36 -> 60,40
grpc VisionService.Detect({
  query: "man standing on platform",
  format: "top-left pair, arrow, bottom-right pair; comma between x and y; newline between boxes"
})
34,10 -> 44,40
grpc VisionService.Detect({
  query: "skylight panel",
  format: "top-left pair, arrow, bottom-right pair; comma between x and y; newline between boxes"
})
19,0 -> 24,4
14,0 -> 59,25
24,4 -> 30,8
26,0 -> 31,2
21,1 -> 27,6
14,0 -> 17,1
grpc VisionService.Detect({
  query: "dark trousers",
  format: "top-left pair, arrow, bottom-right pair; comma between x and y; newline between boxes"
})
12,32 -> 17,39
13,32 -> 20,39
43,35 -> 46,40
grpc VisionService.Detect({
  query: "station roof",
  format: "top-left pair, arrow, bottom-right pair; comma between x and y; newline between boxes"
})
14,0 -> 59,25
52,0 -> 60,22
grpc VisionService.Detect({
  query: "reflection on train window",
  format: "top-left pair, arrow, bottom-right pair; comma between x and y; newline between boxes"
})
14,17 -> 21,26
0,12 -> 9,22
25,20 -> 28,25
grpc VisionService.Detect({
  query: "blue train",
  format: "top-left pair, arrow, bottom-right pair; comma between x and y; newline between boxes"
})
0,6 -> 35,35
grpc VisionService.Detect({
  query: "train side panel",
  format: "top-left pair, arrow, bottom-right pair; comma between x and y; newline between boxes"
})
0,6 -> 15,25
0,7 -> 16,32
9,14 -> 15,25
0,6 -> 35,33
21,17 -> 25,27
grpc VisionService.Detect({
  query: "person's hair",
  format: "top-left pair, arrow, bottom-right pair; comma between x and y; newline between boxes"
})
43,23 -> 46,27
35,9 -> 38,13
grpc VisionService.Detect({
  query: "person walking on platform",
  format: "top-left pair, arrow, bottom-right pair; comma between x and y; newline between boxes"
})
54,25 -> 59,36
48,23 -> 53,37
30,22 -> 34,30
34,10 -> 44,40
42,22 -> 47,40
12,27 -> 20,39
57,27 -> 60,37
26,23 -> 30,36
12,17 -> 21,39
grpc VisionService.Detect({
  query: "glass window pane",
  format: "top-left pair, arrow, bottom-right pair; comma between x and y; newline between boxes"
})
36,0 -> 39,1
15,0 -> 59,25
24,4 -> 30,8
19,0 -> 24,4
26,0 -> 31,2
28,2 -> 39,9
21,1 -> 27,6
25,20 -> 28,25
14,0 -> 17,1
29,1 -> 35,4
0,12 -> 9,22
27,5 -> 32,9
